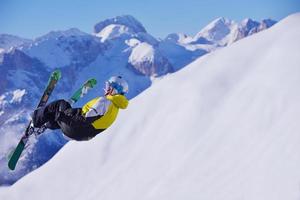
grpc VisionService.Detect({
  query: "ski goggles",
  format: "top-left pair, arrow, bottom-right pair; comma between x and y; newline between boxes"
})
105,81 -> 124,95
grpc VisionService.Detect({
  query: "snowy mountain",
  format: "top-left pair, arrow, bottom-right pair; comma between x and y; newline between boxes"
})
128,42 -> 173,76
1,13 -> 299,200
0,34 -> 32,63
21,28 -> 104,69
194,17 -> 237,45
0,34 -> 31,52
159,17 -> 276,71
193,17 -> 276,46
0,14 -> 277,186
93,15 -> 173,77
159,35 -> 208,71
94,15 -> 147,35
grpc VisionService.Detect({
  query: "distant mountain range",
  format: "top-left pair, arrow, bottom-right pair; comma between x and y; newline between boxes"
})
0,15 -> 276,185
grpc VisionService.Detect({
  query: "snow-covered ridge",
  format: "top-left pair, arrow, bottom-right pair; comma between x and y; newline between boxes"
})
33,28 -> 89,42
128,42 -> 173,76
1,13 -> 299,200
22,28 -> 104,69
94,15 -> 147,34
193,17 -> 277,46
195,17 -> 235,42
129,42 -> 155,63
95,24 -> 134,42
159,16 -> 276,71
0,34 -> 32,52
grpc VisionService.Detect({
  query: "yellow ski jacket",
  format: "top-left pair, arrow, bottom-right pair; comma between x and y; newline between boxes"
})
82,94 -> 129,130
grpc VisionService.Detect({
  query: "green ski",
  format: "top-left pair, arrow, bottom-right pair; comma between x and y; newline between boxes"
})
8,76 -> 97,170
69,78 -> 97,104
8,70 -> 61,170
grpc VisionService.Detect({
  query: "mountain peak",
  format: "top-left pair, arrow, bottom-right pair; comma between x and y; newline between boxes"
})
94,15 -> 147,34
194,17 -> 235,43
0,34 -> 32,51
240,18 -> 260,33
208,17 -> 232,27
260,19 -> 277,28
35,28 -> 88,41
241,18 -> 259,26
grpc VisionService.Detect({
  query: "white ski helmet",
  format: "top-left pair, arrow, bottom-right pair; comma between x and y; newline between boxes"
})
105,76 -> 129,95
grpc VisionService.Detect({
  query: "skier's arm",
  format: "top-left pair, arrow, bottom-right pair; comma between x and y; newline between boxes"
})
81,97 -> 99,114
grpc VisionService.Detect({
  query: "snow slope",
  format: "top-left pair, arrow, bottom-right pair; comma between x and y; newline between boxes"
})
1,13 -> 300,200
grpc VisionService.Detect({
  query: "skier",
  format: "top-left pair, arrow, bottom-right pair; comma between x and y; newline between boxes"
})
31,76 -> 129,141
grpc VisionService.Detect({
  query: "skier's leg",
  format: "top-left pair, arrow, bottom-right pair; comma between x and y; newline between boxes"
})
56,108 -> 99,127
32,99 -> 71,128
56,108 -> 101,140
44,121 -> 60,130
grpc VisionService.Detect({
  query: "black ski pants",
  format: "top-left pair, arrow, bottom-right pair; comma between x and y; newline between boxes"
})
32,99 -> 103,141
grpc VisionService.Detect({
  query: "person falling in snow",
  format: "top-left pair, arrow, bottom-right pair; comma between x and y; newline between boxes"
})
31,76 -> 129,141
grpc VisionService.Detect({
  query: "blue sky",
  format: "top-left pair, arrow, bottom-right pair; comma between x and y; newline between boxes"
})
0,0 -> 299,39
